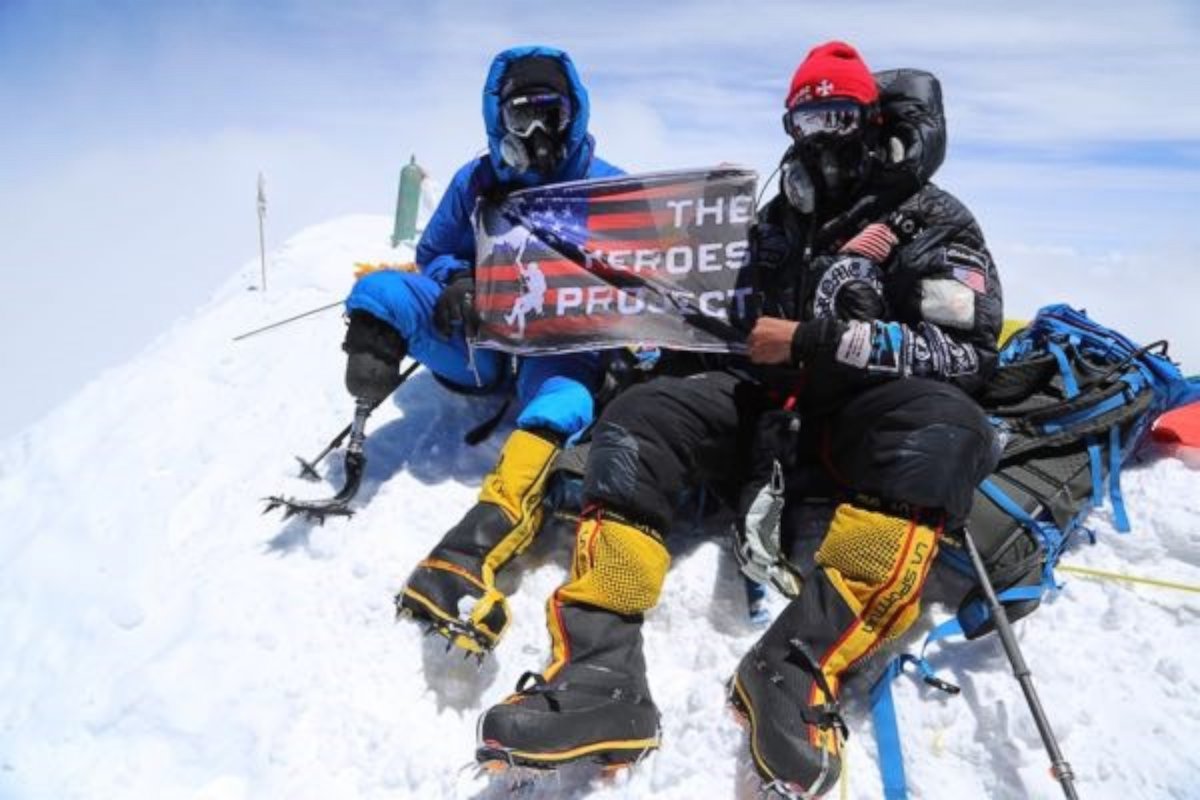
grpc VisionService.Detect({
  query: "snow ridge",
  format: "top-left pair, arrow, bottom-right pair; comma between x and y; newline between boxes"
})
1,216 -> 1197,799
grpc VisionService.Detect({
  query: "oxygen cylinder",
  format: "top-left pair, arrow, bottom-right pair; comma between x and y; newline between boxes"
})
391,155 -> 424,246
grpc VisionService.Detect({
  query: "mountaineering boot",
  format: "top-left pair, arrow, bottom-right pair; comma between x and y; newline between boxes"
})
730,504 -> 941,798
477,605 -> 661,769
476,509 -> 670,768
398,428 -> 559,654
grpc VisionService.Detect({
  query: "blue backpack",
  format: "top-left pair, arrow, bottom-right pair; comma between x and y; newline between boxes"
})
869,303 -> 1200,800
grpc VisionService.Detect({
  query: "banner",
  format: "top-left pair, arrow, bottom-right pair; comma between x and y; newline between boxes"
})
472,167 -> 757,355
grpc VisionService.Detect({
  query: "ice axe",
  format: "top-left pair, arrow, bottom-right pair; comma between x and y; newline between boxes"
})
294,361 -> 421,480
963,526 -> 1079,800
294,402 -> 376,482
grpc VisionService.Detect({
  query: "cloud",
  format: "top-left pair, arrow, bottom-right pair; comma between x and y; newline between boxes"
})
997,241 -> 1200,369
1,0 -> 1198,437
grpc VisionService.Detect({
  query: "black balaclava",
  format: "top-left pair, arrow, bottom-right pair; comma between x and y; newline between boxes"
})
499,56 -> 571,176
785,124 -> 879,219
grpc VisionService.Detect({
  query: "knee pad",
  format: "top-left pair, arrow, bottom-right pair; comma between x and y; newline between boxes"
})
581,420 -> 652,521
816,503 -> 940,640
831,379 -> 997,523
582,412 -> 679,532
557,513 -> 670,616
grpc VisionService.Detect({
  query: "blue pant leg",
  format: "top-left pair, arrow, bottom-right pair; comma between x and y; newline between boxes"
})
514,351 -> 606,438
345,270 -> 503,389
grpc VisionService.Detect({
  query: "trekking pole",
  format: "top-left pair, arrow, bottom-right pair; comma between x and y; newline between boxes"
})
232,300 -> 344,342
263,361 -> 423,522
963,527 -> 1080,799
294,361 -> 421,479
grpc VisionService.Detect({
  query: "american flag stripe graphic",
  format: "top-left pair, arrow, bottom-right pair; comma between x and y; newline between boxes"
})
473,168 -> 757,355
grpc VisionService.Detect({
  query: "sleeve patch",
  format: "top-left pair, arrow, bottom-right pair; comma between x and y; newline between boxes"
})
943,245 -> 990,293
867,321 -> 906,375
944,244 -> 989,272
812,256 -> 885,319
920,278 -> 976,330
952,266 -> 988,294
835,320 -> 873,369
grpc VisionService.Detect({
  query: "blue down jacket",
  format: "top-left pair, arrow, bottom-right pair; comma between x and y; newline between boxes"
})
345,45 -> 622,436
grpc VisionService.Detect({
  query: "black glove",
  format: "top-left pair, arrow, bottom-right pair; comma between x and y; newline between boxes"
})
749,222 -> 790,272
790,316 -> 840,366
433,272 -> 480,339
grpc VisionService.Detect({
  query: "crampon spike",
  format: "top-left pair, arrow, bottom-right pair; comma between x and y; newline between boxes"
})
261,494 -> 355,524
475,759 -> 555,792
760,778 -> 818,800
262,449 -> 364,523
474,741 -> 652,790
400,610 -> 493,658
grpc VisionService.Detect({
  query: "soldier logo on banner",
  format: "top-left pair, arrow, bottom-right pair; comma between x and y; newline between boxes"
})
472,167 -> 758,355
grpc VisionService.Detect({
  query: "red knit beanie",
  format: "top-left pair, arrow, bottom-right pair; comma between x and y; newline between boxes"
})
786,41 -> 878,108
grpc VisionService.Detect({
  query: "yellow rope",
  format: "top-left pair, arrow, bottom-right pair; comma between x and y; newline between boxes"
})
1059,564 -> 1200,594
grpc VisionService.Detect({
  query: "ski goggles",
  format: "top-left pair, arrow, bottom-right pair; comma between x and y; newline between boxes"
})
501,92 -> 572,137
783,99 -> 866,141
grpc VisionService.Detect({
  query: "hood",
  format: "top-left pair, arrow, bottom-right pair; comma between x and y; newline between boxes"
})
873,68 -> 946,187
482,45 -> 594,187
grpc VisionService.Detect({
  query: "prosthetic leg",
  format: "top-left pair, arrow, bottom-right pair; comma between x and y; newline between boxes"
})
397,428 -> 559,654
730,504 -> 942,798
476,508 -> 669,768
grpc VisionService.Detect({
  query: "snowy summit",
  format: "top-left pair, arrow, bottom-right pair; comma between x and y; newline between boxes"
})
1,215 -> 1198,799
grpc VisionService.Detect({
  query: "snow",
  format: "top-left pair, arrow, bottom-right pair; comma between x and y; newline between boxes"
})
2,214 -> 1199,800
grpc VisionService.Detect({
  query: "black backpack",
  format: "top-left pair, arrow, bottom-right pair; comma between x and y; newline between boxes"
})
869,304 -> 1200,799
941,305 -> 1198,638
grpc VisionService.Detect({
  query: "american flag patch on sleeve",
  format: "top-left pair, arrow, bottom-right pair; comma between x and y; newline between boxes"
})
952,266 -> 987,293
944,245 -> 990,294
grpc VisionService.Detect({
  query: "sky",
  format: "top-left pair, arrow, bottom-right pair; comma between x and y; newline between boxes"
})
2,0 -> 1199,439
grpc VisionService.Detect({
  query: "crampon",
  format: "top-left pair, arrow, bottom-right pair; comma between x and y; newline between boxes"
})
397,602 -> 493,663
727,677 -> 845,800
263,399 -> 373,523
474,742 -> 648,791
263,450 -> 365,523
